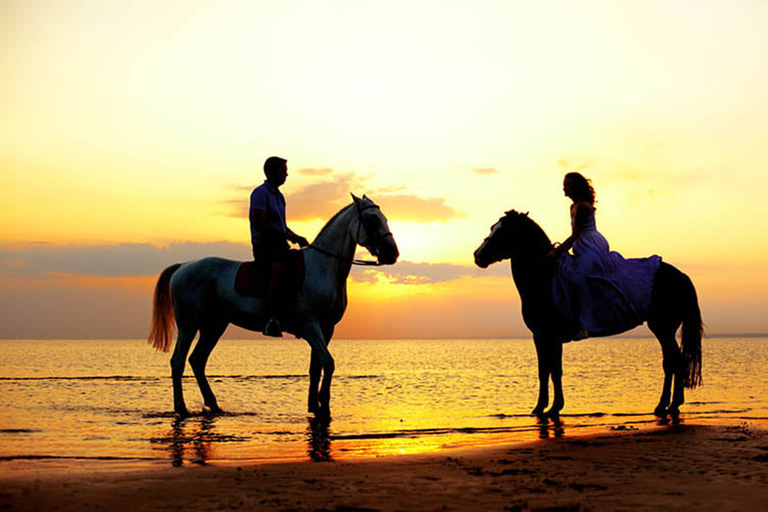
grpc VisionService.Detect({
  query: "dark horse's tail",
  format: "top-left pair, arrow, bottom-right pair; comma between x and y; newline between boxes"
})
680,271 -> 703,388
148,263 -> 182,353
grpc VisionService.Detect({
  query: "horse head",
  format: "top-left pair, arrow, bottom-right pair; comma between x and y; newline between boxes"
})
351,194 -> 399,265
474,209 -> 549,268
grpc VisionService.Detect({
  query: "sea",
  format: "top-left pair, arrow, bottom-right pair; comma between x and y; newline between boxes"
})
1,337 -> 766,468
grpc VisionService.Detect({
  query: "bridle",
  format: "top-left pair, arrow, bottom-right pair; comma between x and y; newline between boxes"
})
308,202 -> 393,266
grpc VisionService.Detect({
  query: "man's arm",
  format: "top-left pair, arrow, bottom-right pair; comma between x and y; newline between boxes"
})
251,209 -> 308,247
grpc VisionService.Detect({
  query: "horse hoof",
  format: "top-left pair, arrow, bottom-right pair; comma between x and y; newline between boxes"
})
203,405 -> 222,416
175,408 -> 191,419
653,406 -> 668,418
314,406 -> 332,421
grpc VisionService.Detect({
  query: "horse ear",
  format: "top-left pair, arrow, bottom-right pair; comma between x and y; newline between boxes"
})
504,209 -> 517,216
362,194 -> 369,201
351,193 -> 361,204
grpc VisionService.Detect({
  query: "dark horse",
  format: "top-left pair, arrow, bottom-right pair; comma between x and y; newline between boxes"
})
474,210 -> 702,419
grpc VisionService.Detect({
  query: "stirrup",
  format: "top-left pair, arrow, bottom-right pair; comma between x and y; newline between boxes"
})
263,319 -> 283,338
573,329 -> 589,341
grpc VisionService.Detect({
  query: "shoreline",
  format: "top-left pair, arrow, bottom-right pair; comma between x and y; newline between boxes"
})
2,423 -> 767,511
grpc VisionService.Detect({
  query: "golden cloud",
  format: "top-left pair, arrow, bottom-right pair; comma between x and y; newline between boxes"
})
373,194 -> 461,223
229,169 -> 461,224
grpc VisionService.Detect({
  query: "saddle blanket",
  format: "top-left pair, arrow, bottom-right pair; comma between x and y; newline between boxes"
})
235,250 -> 305,298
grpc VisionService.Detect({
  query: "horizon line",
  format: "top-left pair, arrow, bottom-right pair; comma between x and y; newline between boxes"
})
1,333 -> 766,341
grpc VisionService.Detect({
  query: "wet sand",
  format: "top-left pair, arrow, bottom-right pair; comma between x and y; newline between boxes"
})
2,423 -> 767,511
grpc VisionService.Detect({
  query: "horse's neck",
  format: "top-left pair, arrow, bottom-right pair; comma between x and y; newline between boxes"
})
510,221 -> 552,299
307,206 -> 357,288
312,206 -> 357,259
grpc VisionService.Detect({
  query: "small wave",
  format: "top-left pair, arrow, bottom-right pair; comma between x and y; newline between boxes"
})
686,408 -> 753,415
0,429 -> 43,434
560,412 -> 608,418
488,413 -> 531,419
0,373 -> 383,382
222,374 -> 380,381
0,376 -> 159,382
331,425 -> 541,441
490,411 -> 647,419
142,410 -> 262,419
226,374 -> 306,381
149,432 -> 250,444
0,455 -> 157,462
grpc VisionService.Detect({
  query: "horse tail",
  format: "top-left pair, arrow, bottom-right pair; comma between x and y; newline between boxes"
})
680,271 -> 703,389
148,263 -> 182,353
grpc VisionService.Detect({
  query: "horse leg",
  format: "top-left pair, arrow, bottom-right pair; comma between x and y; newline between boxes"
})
189,321 -> 228,414
303,323 -> 334,419
668,339 -> 687,417
546,341 -> 565,418
170,323 -> 198,417
651,327 -> 683,418
307,323 -> 333,413
531,336 -> 550,417
307,349 -> 321,414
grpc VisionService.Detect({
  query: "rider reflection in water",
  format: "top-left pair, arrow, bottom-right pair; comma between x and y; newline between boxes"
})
250,156 -> 309,337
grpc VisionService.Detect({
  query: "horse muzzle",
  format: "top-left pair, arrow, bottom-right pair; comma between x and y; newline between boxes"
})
376,239 -> 399,265
474,247 -> 492,268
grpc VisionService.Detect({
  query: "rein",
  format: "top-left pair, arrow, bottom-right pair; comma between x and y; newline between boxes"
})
307,244 -> 383,266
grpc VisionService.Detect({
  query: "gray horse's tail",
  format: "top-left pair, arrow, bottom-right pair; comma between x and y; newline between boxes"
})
680,272 -> 703,389
148,263 -> 181,353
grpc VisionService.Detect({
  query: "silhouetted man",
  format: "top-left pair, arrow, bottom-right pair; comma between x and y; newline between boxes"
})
250,156 -> 308,337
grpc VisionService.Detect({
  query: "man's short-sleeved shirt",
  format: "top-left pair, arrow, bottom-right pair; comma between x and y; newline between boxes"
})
250,181 -> 286,246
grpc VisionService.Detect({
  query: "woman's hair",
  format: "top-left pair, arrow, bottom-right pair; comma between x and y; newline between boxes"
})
565,172 -> 596,206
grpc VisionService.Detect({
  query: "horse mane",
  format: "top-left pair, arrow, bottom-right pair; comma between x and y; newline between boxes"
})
504,209 -> 553,255
313,202 -> 356,243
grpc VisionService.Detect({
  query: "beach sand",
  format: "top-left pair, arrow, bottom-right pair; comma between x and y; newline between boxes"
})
2,423 -> 767,511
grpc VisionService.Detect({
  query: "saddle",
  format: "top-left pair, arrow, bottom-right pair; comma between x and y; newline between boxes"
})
235,250 -> 305,298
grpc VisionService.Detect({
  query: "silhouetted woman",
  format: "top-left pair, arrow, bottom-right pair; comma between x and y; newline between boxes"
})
549,172 -> 661,339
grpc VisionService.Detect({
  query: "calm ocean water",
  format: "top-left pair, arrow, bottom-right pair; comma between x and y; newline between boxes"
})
1,337 -> 766,467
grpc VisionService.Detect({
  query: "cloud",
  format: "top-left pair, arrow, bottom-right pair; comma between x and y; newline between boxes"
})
286,172 -> 359,220
374,194 -> 461,223
224,171 -> 363,221
470,167 -> 499,176
0,242 -> 251,278
0,240 -> 511,288
226,169 -> 462,223
296,167 -> 334,176
351,260 -> 507,284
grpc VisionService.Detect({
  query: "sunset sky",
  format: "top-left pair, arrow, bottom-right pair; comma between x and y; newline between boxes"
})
2,0 -> 767,339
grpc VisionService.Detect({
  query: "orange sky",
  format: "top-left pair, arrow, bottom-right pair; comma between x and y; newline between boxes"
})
2,1 -> 768,339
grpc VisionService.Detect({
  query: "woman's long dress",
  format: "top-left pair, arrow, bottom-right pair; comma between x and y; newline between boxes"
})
552,212 -> 661,337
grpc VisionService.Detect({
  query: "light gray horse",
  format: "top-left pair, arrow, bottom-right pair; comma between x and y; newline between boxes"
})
148,195 -> 399,418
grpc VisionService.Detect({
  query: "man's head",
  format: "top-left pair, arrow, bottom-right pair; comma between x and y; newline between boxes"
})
264,156 -> 288,187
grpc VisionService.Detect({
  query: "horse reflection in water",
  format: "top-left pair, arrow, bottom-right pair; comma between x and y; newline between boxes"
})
474,210 -> 702,420
155,415 -> 229,467
538,416 -> 564,440
148,195 -> 398,419
154,415 -> 334,466
307,417 -> 333,462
